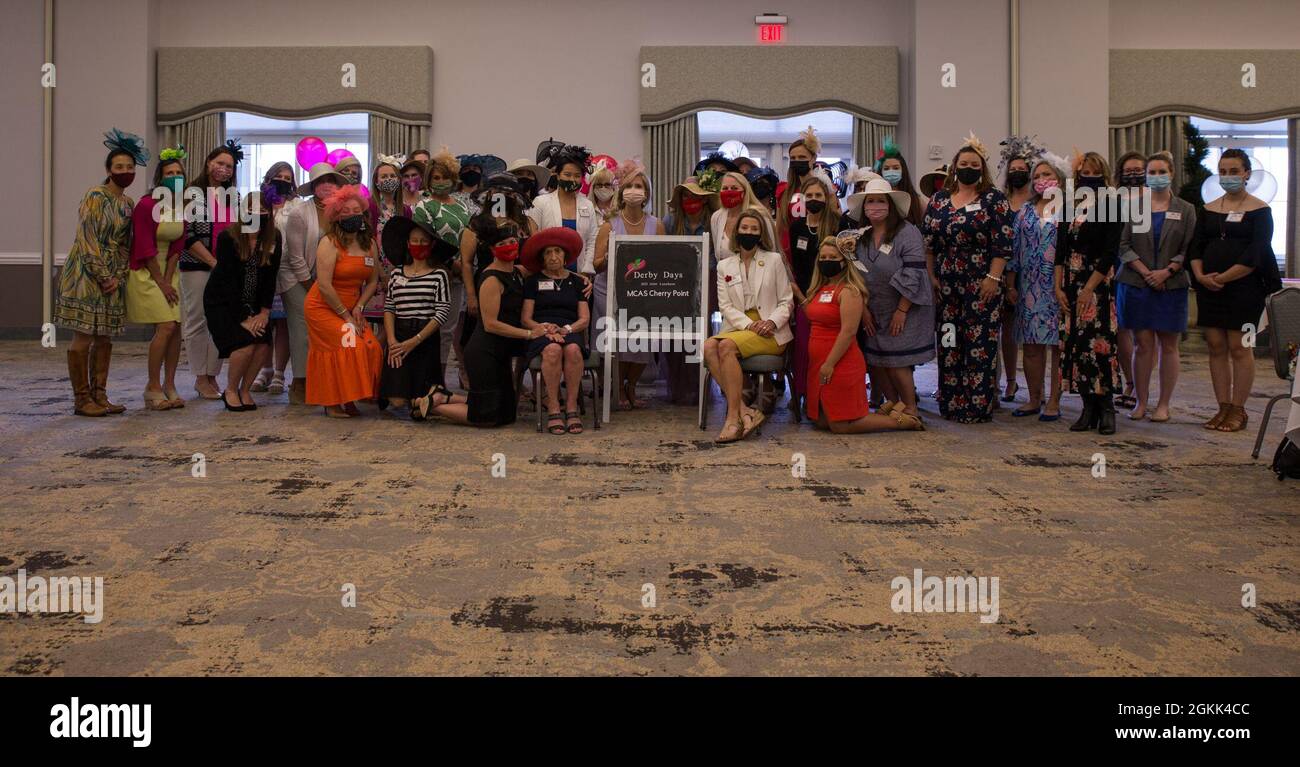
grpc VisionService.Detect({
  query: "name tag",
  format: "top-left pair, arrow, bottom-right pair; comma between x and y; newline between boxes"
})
796,237 -> 809,251
1165,211 -> 1182,221
818,291 -> 834,303
1225,211 -> 1244,223
538,280 -> 556,291
878,242 -> 893,255
364,257 -> 375,266
964,203 -> 981,213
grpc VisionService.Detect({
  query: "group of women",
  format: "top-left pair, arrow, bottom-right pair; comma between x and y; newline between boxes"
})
54,126 -> 1280,444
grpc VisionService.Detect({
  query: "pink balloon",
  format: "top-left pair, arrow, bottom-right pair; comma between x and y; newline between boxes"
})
326,148 -> 356,166
296,137 -> 327,170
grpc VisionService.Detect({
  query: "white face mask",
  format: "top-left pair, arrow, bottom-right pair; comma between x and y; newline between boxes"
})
593,187 -> 615,203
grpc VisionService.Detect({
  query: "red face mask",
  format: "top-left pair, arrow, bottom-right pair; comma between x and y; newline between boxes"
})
681,196 -> 705,215
409,243 -> 431,261
492,242 -> 519,262
720,189 -> 744,209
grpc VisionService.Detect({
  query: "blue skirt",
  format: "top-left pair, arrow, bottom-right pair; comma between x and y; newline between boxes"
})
1116,282 -> 1187,334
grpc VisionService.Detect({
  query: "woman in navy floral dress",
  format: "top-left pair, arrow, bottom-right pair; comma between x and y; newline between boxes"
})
921,141 -> 1015,423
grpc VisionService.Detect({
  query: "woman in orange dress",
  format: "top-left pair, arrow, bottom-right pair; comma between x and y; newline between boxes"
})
304,186 -> 383,417
804,237 -> 923,433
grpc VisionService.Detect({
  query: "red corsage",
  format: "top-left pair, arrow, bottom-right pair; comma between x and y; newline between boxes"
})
724,275 -> 733,283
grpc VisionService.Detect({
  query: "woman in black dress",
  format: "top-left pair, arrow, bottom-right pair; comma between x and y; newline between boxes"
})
1055,151 -> 1123,435
203,192 -> 282,412
521,227 -> 590,434
415,219 -> 549,426
1189,148 -> 1280,433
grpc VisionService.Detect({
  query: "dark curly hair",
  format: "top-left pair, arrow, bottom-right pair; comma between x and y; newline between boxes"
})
546,144 -> 592,176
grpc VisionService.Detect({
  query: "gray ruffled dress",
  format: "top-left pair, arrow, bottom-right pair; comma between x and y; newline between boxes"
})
854,221 -> 936,368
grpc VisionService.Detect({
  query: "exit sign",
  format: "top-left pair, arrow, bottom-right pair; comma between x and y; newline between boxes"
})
759,24 -> 784,43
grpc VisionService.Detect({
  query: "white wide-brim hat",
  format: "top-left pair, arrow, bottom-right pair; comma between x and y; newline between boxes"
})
506,158 -> 552,190
846,177 -> 912,222
298,162 -> 348,196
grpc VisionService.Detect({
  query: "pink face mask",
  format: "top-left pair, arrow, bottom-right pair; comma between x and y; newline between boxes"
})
1033,178 -> 1059,195
863,201 -> 890,222
314,182 -> 338,200
403,177 -> 422,192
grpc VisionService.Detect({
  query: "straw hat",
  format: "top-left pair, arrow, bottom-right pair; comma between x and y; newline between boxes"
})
845,177 -> 912,222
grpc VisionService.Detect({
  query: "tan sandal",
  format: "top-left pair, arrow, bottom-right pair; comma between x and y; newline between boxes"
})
1215,404 -> 1248,432
715,421 -> 744,443
1204,402 -> 1230,430
876,399 -> 897,414
143,389 -> 174,411
163,386 -> 185,408
890,408 -> 925,431
740,407 -> 766,438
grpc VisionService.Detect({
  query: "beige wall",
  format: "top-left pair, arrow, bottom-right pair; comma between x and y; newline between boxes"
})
1020,0 -> 1110,159
911,0 -> 1010,174
1109,0 -> 1300,48
0,0 -> 45,258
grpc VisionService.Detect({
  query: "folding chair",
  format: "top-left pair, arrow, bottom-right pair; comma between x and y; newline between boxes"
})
1252,287 -> 1300,458
531,348 -> 603,432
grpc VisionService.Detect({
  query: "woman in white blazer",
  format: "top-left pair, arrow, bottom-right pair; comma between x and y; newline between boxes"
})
525,146 -> 599,277
703,209 -> 794,443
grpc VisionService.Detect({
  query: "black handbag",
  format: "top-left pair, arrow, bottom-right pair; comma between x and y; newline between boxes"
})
1271,436 -> 1300,481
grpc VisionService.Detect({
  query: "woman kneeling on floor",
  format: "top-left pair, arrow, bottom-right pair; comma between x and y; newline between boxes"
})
805,236 -> 924,433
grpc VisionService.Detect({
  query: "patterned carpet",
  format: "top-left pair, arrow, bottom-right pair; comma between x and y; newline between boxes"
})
1,340 -> 1296,676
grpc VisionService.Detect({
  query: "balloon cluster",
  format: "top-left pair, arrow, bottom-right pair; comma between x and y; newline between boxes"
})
295,136 -> 368,199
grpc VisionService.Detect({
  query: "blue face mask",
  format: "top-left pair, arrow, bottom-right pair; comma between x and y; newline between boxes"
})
882,169 -> 903,187
1146,173 -> 1171,191
1219,175 -> 1246,193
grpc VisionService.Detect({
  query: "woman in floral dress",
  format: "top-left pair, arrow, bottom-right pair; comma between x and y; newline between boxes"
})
1007,156 -> 1067,420
921,139 -> 1015,423
1055,151 -> 1123,435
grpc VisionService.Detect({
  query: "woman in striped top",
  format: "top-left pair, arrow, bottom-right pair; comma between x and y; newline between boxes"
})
379,216 -> 457,416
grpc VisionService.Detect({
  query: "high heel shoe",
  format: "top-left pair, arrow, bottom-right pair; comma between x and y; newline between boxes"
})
163,386 -> 185,408
222,390 -> 247,412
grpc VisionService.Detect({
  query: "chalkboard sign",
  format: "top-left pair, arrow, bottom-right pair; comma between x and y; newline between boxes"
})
601,234 -> 710,421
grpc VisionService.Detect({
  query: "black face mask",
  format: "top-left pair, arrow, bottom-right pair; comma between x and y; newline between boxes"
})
735,232 -> 762,251
1006,170 -> 1029,189
338,214 -> 366,234
518,178 -> 537,198
752,182 -> 772,200
1076,175 -> 1104,191
805,199 -> 827,215
557,179 -> 581,193
956,166 -> 982,186
789,161 -> 810,178
270,178 -> 294,196
460,170 -> 482,187
1121,173 -> 1145,188
818,259 -> 845,278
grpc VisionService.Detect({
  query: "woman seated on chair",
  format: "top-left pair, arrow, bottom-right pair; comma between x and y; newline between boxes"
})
522,227 -> 590,435
805,236 -> 924,433
702,208 -> 793,443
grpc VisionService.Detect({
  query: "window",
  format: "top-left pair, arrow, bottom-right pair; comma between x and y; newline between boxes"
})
698,109 -> 854,174
225,112 -> 370,192
1191,117 -> 1289,271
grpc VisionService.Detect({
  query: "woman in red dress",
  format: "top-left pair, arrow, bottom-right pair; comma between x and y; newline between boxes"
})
805,236 -> 924,432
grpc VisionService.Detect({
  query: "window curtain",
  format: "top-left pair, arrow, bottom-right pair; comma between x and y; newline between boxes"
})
852,117 -> 892,170
1289,118 -> 1298,278
161,113 -> 226,180
368,114 -> 430,164
642,114 -> 699,217
1109,115 -> 1188,170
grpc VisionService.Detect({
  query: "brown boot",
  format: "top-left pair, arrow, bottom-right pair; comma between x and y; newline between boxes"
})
67,349 -> 107,417
89,341 -> 126,413
289,378 -> 307,405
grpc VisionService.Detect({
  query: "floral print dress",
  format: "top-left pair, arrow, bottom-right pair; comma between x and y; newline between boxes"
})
921,188 -> 1015,423
1056,214 -> 1122,396
1009,202 -> 1061,345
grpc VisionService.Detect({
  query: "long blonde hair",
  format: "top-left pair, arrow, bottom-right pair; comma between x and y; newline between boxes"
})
803,236 -> 866,302
729,208 -> 776,254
